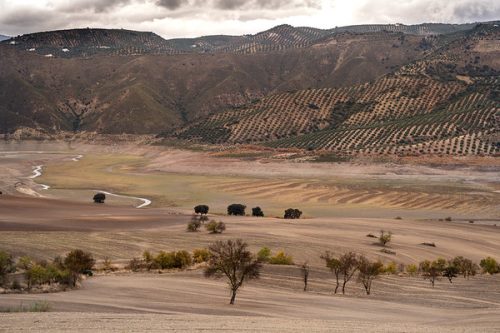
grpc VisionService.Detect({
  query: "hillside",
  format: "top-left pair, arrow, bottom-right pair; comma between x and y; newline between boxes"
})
0,22 -> 498,156
0,30 -> 434,134
0,34 -> 9,42
1,22 -> 484,58
173,24 -> 500,156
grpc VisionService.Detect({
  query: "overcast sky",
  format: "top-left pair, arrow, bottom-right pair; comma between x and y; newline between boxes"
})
0,0 -> 498,38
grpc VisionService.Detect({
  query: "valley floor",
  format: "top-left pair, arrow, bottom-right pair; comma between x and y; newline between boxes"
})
0,141 -> 499,332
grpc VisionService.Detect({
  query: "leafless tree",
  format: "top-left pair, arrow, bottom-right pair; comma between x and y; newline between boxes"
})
204,239 -> 261,305
300,262 -> 310,291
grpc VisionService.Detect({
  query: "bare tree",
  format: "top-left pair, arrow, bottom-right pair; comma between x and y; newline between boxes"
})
300,262 -> 310,291
204,239 -> 261,305
321,251 -> 342,294
339,252 -> 359,294
357,256 -> 383,295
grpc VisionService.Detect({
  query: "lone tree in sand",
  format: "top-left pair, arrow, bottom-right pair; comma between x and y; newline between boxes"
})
64,249 -> 95,287
284,208 -> 302,219
252,207 -> 264,217
227,204 -> 246,216
357,256 -> 383,295
93,193 -> 106,204
300,262 -> 310,291
321,251 -> 342,294
194,205 -> 209,215
378,230 -> 392,247
204,239 -> 261,305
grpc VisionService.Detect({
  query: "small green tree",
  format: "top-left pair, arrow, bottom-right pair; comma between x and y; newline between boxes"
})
419,258 -> 446,287
193,249 -> 210,264
252,207 -> 264,217
204,239 -> 261,305
284,208 -> 302,219
357,256 -> 383,295
174,250 -> 192,268
93,193 -> 106,204
442,262 -> 459,283
194,205 -> 209,215
227,204 -> 246,216
257,247 -> 271,263
64,250 -> 95,287
406,264 -> 418,276
0,251 -> 15,286
379,230 -> 392,247
321,251 -> 342,294
155,251 -> 176,269
480,257 -> 499,274
451,256 -> 478,279
205,220 -> 226,234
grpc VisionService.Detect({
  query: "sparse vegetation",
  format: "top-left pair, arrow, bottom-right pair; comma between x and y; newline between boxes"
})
187,214 -> 202,232
268,251 -> 294,265
204,239 -> 261,305
379,230 -> 392,247
0,301 -> 51,313
205,220 -> 226,234
192,249 -> 210,264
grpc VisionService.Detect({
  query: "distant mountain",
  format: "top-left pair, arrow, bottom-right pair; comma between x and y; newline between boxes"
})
0,35 -> 9,42
1,22 -> 492,58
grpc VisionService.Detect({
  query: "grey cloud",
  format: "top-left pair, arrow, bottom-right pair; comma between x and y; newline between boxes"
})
214,0 -> 320,10
56,0 -> 133,13
453,1 -> 499,22
156,0 -> 185,10
356,0 -> 499,24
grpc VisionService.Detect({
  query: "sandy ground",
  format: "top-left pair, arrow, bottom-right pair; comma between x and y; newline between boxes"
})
1,141 -> 500,332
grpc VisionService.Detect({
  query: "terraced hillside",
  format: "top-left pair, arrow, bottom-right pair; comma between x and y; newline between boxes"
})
174,25 -> 500,156
3,29 -> 178,58
0,31 -> 433,134
1,22 -> 487,57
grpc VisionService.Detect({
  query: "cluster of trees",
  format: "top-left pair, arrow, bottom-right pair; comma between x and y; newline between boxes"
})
321,251 -> 376,295
193,204 -> 302,219
418,256 -> 499,287
0,249 -> 95,290
128,248 -> 210,272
